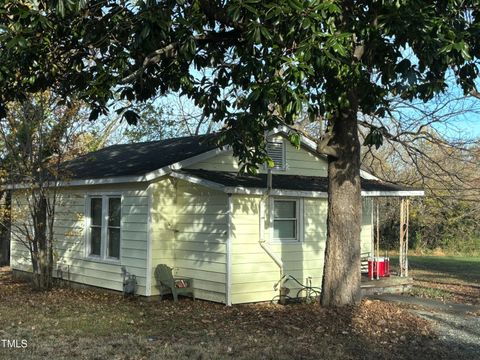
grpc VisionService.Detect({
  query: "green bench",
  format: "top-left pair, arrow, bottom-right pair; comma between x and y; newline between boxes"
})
154,264 -> 195,302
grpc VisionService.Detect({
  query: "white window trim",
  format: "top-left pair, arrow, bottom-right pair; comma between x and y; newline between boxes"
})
85,193 -> 122,263
265,140 -> 287,171
270,197 -> 304,243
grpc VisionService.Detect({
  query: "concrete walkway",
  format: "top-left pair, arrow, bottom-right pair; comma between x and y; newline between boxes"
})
369,294 -> 480,358
369,293 -> 480,314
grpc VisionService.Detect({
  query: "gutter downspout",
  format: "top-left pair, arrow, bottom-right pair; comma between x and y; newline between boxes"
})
258,169 -> 284,277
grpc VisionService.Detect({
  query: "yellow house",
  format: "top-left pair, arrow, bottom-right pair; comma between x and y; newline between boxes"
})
9,129 -> 423,304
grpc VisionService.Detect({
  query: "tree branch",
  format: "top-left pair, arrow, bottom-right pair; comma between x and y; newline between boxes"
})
121,31 -> 242,84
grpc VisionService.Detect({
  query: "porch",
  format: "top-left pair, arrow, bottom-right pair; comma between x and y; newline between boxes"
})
360,197 -> 417,296
361,274 -> 414,296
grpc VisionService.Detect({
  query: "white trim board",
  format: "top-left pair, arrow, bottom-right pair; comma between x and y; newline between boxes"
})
361,190 -> 425,197
169,172 -> 422,198
170,172 -> 425,198
226,194 -> 233,306
145,184 -> 153,296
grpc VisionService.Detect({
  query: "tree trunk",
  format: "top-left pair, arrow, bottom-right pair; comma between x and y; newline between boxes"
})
32,194 -> 52,290
0,190 -> 11,266
321,102 -> 362,307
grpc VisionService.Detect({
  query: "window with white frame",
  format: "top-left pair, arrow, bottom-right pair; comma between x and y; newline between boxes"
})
87,195 -> 121,261
272,199 -> 300,241
266,141 -> 286,170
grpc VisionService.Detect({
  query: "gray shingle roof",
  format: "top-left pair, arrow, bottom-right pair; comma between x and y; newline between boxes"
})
60,134 -> 422,195
62,134 -> 218,179
181,169 -> 420,193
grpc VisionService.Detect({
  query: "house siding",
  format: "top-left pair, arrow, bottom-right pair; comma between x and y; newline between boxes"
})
148,177 -> 176,295
230,195 -> 327,304
230,194 -> 373,304
9,134 -> 378,303
10,184 -> 149,296
149,178 -> 228,303
185,138 -> 374,304
187,135 -> 327,177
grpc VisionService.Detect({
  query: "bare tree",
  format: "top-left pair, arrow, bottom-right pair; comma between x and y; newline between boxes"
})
0,92 -> 90,290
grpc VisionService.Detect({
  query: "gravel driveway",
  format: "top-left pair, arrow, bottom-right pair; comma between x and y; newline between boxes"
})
370,294 -> 480,358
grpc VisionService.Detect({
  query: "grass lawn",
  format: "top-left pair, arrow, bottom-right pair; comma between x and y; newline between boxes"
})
390,255 -> 480,304
0,267 -> 463,360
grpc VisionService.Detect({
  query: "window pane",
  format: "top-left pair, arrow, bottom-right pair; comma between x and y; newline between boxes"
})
274,220 -> 296,239
90,227 -> 102,256
274,201 -> 296,218
90,198 -> 103,226
108,228 -> 120,259
108,198 -> 121,227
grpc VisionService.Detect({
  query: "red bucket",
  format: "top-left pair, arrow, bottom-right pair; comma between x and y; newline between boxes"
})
368,257 -> 390,278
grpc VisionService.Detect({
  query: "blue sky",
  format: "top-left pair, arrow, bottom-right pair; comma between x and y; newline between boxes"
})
441,113 -> 480,138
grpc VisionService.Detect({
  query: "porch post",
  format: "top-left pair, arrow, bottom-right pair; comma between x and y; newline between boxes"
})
399,198 -> 409,277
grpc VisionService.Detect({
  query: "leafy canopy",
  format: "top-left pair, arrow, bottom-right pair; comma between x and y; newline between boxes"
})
1,0 -> 479,169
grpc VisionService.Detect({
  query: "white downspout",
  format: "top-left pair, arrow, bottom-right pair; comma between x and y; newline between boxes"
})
258,169 -> 284,276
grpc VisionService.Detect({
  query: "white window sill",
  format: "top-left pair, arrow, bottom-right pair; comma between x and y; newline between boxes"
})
270,240 -> 303,245
85,256 -> 121,265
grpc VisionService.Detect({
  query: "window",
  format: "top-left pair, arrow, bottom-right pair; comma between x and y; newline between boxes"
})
266,141 -> 286,170
272,199 -> 300,241
86,195 -> 121,261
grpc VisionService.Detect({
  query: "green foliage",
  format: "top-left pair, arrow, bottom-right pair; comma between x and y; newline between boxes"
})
0,1 -> 479,169
379,197 -> 480,256
122,102 -> 176,142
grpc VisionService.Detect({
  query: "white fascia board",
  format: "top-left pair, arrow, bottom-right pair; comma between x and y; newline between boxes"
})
361,190 -> 425,197
224,186 -> 328,198
5,175 -> 147,190
144,147 -> 228,181
359,170 -> 380,181
169,171 -> 226,192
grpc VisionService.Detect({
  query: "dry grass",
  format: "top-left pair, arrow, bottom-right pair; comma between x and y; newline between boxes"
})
0,267 -> 466,360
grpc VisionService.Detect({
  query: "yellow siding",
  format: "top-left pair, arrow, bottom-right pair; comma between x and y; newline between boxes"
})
10,184 -> 149,296
230,195 -> 327,304
187,135 -> 327,177
230,194 -> 373,304
148,177 -> 176,295
149,178 -> 228,303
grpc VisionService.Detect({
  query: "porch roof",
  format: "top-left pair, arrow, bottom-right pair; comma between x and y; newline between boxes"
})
178,169 -> 424,197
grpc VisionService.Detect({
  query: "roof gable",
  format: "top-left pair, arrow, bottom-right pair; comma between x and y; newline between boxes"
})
186,133 -> 328,177
10,129 -> 378,187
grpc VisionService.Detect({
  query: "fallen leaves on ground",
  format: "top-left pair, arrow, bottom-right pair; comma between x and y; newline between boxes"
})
412,279 -> 480,305
0,268 -> 461,360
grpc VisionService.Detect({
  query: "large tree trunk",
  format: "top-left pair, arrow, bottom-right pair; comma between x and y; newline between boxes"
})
320,102 -> 362,307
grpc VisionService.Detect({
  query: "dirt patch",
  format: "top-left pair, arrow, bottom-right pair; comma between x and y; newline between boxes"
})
0,268 -> 470,359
